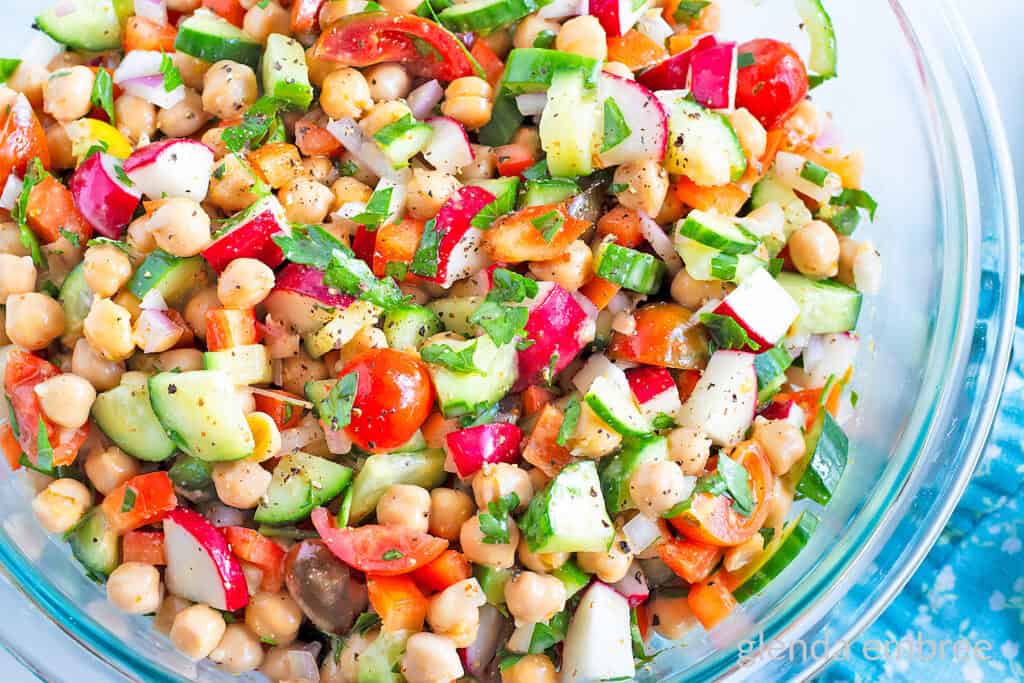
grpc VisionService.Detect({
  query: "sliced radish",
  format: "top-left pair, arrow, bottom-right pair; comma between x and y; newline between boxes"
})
445,422 -> 523,478
637,34 -> 717,91
677,350 -> 757,446
69,152 -> 142,239
124,138 -> 215,201
610,561 -> 650,607
712,268 -> 800,348
113,51 -> 186,109
802,332 -> 859,387
265,264 -> 355,335
423,117 -> 474,174
588,0 -> 648,37
461,604 -> 510,678
163,507 -> 249,611
689,41 -> 738,110
625,366 -> 682,421
759,399 -> 805,429
419,185 -> 495,288
561,583 -> 635,683
202,195 -> 290,271
597,73 -> 668,166
515,282 -> 595,391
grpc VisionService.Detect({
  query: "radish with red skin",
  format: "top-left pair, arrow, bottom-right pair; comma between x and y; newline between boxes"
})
264,264 -> 354,335
588,0 -> 648,37
273,264 -> 355,309
423,117 -> 474,174
123,138 -> 215,201
163,507 -> 249,611
625,365 -> 682,421
676,350 -> 757,446
636,34 -> 717,92
610,561 -> 650,607
711,268 -> 800,349
69,152 -> 141,239
418,186 -> 496,288
445,422 -> 522,478
202,196 -> 291,271
689,41 -> 738,110
759,399 -> 805,429
596,73 -> 669,166
514,282 -> 595,391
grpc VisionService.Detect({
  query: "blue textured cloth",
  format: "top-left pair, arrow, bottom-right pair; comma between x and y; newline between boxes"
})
820,318 -> 1024,680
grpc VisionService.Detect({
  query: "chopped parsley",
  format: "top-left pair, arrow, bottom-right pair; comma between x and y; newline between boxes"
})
222,96 -> 289,153
699,313 -> 760,353
90,68 -> 115,125
351,186 -> 394,228
673,0 -> 710,24
532,30 -> 557,49
528,610 -> 569,653
121,487 -> 137,512
381,549 -> 404,561
530,209 -> 563,243
651,413 -> 677,430
409,217 -> 442,277
521,159 -> 548,181
113,163 -> 134,187
12,158 -> 49,270
351,611 -> 382,635
737,51 -> 756,69
318,372 -> 359,431
158,53 -> 183,93
35,418 -> 53,474
716,451 -> 754,516
609,182 -> 629,194
420,340 -> 481,374
478,492 -> 519,544
87,237 -> 131,253
59,228 -> 80,248
556,397 -> 580,446
601,98 -> 632,153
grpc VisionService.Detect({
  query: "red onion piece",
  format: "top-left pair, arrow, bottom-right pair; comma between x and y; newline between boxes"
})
325,118 -> 403,181
638,210 -> 683,275
515,93 -> 547,116
0,174 -> 23,211
134,0 -> 168,24
407,79 -> 443,120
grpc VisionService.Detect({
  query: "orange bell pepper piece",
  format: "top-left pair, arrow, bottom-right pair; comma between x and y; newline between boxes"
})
367,575 -> 429,632
411,550 -> 472,593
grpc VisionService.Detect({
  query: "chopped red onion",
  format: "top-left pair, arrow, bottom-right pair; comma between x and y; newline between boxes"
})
325,118 -> 404,181
515,93 -> 547,116
0,175 -> 23,211
139,288 -> 168,311
407,79 -> 443,119
638,210 -> 683,275
134,0 -> 168,24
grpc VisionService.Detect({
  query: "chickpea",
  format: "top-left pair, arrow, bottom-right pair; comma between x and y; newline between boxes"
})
526,467 -> 549,493
202,61 -> 259,120
0,254 -> 36,303
243,1 -> 290,43
517,539 -> 567,574
149,198 -> 212,257
0,222 -> 30,256
7,64 -> 49,109
460,514 -> 519,568
114,94 -> 157,144
728,108 -> 768,160
504,571 -> 567,626
279,177 -> 334,224
184,286 -> 221,340
613,160 -> 670,217
528,240 -> 593,292
365,63 -> 412,102
171,604 -> 227,660
459,144 -> 496,181
46,123 -> 76,170
441,77 -> 493,130
427,578 -> 486,647
482,29 -> 512,58
159,348 -> 204,373
359,100 -> 412,136
158,88 -> 210,138
43,66 -> 95,122
154,595 -> 193,635
401,633 -> 464,683
556,16 -> 607,60
6,292 -> 64,350
213,460 -> 273,509
510,126 -> 542,157
321,630 -> 376,683
218,258 -> 275,309
406,168 -> 461,220
279,351 -> 328,395
722,533 -> 764,573
331,176 -> 374,213
172,52 -> 211,91
84,446 -> 140,496
125,215 -> 156,255
71,338 -> 124,391
245,591 -> 303,647
577,530 -> 633,583
501,654 -> 557,683
668,427 -> 712,476
838,236 -> 881,294
513,14 -> 559,49
107,562 -> 163,615
32,478 -> 91,534
209,623 -> 265,674
650,595 -> 696,640
611,311 -> 636,335
33,374 -> 95,430
82,245 -> 132,298
752,418 -> 805,475
377,484 -> 431,534
669,268 -> 731,309
429,488 -> 475,541
250,142 -> 304,189
83,298 -> 134,362
789,220 -> 839,280
603,61 -> 634,79
629,461 -> 690,518
472,463 -> 533,512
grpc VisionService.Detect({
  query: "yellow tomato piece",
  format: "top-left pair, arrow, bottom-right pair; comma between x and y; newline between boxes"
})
246,411 -> 282,463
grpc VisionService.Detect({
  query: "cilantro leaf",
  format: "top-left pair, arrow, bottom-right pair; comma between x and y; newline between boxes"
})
222,96 -> 288,153
759,527 -> 776,545
470,181 -> 519,230
556,397 -> 580,446
385,261 -> 408,280
528,610 -> 568,653
409,217 -> 442,277
351,611 -> 382,635
498,652 -> 524,672
716,451 -> 754,516
121,487 -> 137,512
521,159 -> 548,181
737,51 -> 756,69
478,492 -> 519,544
272,224 -> 346,271
609,182 -> 629,194
336,159 -> 359,177
59,228 -> 80,248
673,0 -> 710,24
13,158 -> 49,270
468,300 -> 530,347
831,188 -> 879,220
7,398 -> 20,439
651,413 -> 677,430
351,187 -> 394,228
381,549 -> 404,561
35,417 -> 53,473
530,210 -> 563,243
601,98 -> 632,153
90,68 -> 115,125
320,372 -> 359,431
420,341 -> 481,374
158,53 -> 183,93
699,313 -> 760,353
532,29 -> 556,49
488,268 -> 538,304
324,248 -> 410,310
459,401 -> 500,428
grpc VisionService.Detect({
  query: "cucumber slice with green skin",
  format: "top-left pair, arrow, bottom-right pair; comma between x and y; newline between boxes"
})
348,450 -> 447,524
36,0 -> 121,51
594,241 -> 667,295
439,0 -> 543,34
520,178 -> 578,209
261,33 -> 313,110
383,304 -> 444,352
68,509 -> 120,580
731,511 -> 819,602
203,344 -> 272,386
551,558 -> 591,598
255,452 -> 353,524
787,409 -> 848,505
540,68 -> 599,178
776,272 -> 862,335
598,436 -> 667,515
427,296 -> 484,336
500,49 -> 602,94
795,0 -> 837,83
175,9 -> 263,70
753,347 -> 793,404
58,263 -> 94,347
128,250 -> 208,307
168,455 -> 214,492
750,172 -> 814,240
303,300 -> 383,359
335,485 -> 354,527
584,367 -> 653,438
422,335 -> 517,417
657,91 -> 746,186
373,115 -> 434,168
356,629 -> 409,683
92,376 -> 177,462
148,370 -> 255,462
475,565 -> 513,605
676,210 -> 760,255
520,460 -> 615,553
675,236 -> 767,283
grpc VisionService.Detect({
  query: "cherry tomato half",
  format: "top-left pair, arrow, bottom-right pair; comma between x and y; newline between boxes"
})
735,38 -> 809,129
340,348 -> 434,452
311,508 -> 448,576
608,303 -> 709,369
0,94 -> 50,189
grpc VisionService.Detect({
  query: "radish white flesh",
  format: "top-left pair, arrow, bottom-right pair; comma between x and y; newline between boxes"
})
677,350 -> 757,446
423,117 -> 474,174
124,138 -> 215,201
560,583 -> 635,683
803,333 -> 859,387
713,267 -> 800,347
597,73 -> 668,166
611,561 -> 650,607
163,507 -> 249,611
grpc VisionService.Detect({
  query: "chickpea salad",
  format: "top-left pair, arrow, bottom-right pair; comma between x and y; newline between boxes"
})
0,0 -> 879,680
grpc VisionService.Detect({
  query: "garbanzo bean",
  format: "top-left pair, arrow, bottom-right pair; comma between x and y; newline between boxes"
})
321,630 -> 376,683
359,100 -> 412,136
650,595 -> 695,640
149,198 -> 212,257
752,418 -> 805,475
71,338 -> 125,391
472,463 -> 533,512
34,374 -> 95,429
107,562 -> 163,615
245,591 -> 303,647
115,94 -> 157,144
668,427 -> 712,475
0,222 -> 30,256
83,244 -> 133,298
513,14 -> 559,49
406,168 -> 461,220
576,530 -> 633,583
301,155 -> 338,185
171,604 -> 227,661
202,60 -> 259,120
83,298 -> 135,362
401,633 -> 463,683
158,88 -> 210,138
429,488 -> 475,541
789,220 -> 839,279
613,160 -> 670,217
669,268 -> 731,309
528,240 -> 593,292
184,287 -> 222,340
331,176 -> 374,212
629,460 -> 690,518
501,654 -> 557,683
46,122 -> 76,170
249,142 -> 304,189
602,61 -> 634,79
154,595 -> 192,635
460,514 -> 519,569
459,144 -> 496,181
555,16 -> 607,60
242,1 -> 290,43
441,77 -> 493,130
517,539 -> 568,574
504,571 -> 567,625
212,460 -> 273,509
5,292 -> 64,350
426,578 -> 485,647
209,623 -> 264,674
32,478 -> 91,534
365,63 -> 412,102
7,63 -> 48,109
43,66 -> 94,122
84,446 -> 141,496
279,177 -> 334,224
218,258 -> 276,309
377,484 -> 432,534
172,51 -> 210,90
0,253 -> 36,303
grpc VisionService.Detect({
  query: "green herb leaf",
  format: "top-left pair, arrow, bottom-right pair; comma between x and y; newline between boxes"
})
113,163 -> 134,188
385,261 -> 408,280
121,487 -> 137,512
498,652 -> 525,672
86,237 -> 131,253
459,401 -> 501,428
222,96 -> 289,153
651,413 -> 677,430
699,313 -> 760,353
531,210 -> 563,243
799,160 -> 830,187
601,98 -> 632,153
7,398 -> 21,440
381,549 -> 404,561
609,182 -> 629,194
830,188 -> 878,220
421,340 -> 481,374
850,390 -> 859,408
479,492 -> 520,544
13,158 -> 49,270
532,29 -> 557,49
542,351 -> 560,386
0,58 -> 21,83
321,372 -> 359,431
468,300 -> 530,347
409,217 -> 442,277
158,53 -> 183,93
737,51 -> 755,69
272,224 -> 346,271
767,256 -> 784,278
324,245 -> 410,310
716,451 -> 754,516
90,68 -> 115,125
39,280 -> 59,298
672,0 -> 710,24
336,159 -> 360,177
528,610 -> 568,653
521,159 -> 548,181
352,611 -> 382,635
35,417 -> 53,474
556,397 -> 580,446
758,527 -> 775,544
808,73 -> 834,89
257,0 -> 271,7
470,180 -> 519,230
59,228 -> 80,248
488,268 -> 539,303
352,186 -> 394,228
212,163 -> 227,180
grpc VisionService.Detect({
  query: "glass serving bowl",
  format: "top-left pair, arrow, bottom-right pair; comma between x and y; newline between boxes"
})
0,0 -> 1017,680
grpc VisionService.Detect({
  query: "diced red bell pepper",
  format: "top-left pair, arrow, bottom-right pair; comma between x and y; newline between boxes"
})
373,218 -> 425,280
202,0 -> 245,27
123,531 -> 167,565
445,422 -> 523,478
521,405 -> 573,478
411,549 -> 472,593
124,16 -> 178,52
206,308 -> 258,351
295,118 -> 342,157
224,526 -> 287,593
351,224 -> 377,266
101,472 -> 177,534
658,538 -> 721,583
494,143 -> 535,177
367,575 -> 429,632
470,40 -> 505,87
687,576 -> 737,630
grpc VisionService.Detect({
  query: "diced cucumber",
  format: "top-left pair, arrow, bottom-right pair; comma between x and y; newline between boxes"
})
750,172 -> 814,239
475,564 -> 513,605
540,68 -> 599,178
520,460 -> 615,553
796,0 -> 837,84
356,629 -> 409,683
520,178 -> 578,209
439,0 -> 540,34
68,508 -> 120,580
500,49 -> 602,94
255,452 -> 353,524
303,300 -> 383,359
36,0 -> 121,51
203,344 -> 272,386
594,241 -> 667,295
427,296 -> 484,336
677,209 -> 759,255
598,436 -> 668,515
422,335 -> 517,417
731,511 -> 819,602
787,409 -> 848,505
675,236 -> 766,283
348,450 -> 447,524
92,376 -> 177,462
59,263 -> 94,347
373,115 -> 434,169
148,370 -> 254,462
469,176 -> 520,227
168,455 -> 213,492
776,272 -> 862,335
383,304 -> 443,352
657,91 -> 746,186
551,558 -> 591,598
584,365 -> 652,438
128,249 -> 208,307
261,33 -> 313,109
175,9 -> 263,69
753,347 -> 793,404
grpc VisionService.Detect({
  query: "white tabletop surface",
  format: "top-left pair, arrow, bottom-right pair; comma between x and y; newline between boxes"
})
0,1 -> 1020,681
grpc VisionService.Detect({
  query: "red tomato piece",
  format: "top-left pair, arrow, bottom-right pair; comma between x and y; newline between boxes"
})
27,175 -> 93,244
339,348 -> 434,452
123,531 -> 166,565
494,143 -> 534,177
658,538 -> 722,583
608,303 -> 709,369
470,40 -> 505,87
202,0 -> 246,27
676,369 -> 701,403
295,119 -> 343,157
735,38 -> 809,129
0,95 -> 49,189
253,390 -> 305,430
311,508 -> 448,576
224,526 -> 287,593
101,472 -> 178,534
